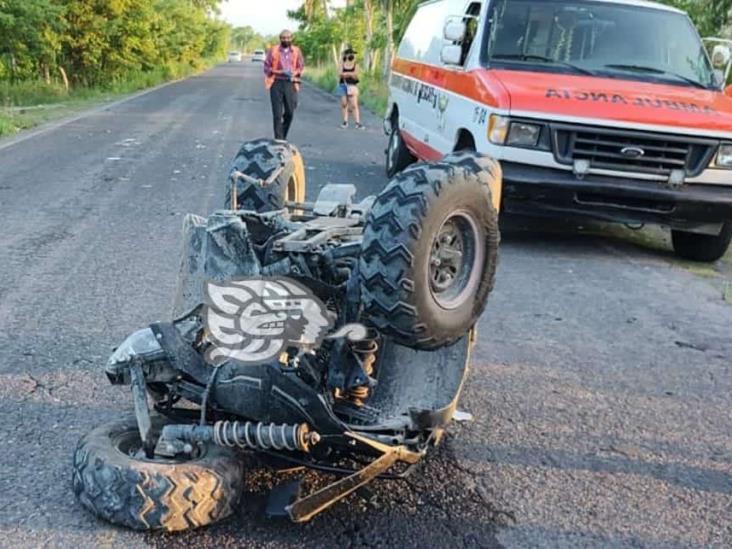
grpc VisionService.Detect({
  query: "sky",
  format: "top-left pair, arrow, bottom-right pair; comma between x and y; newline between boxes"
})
219,1 -> 347,36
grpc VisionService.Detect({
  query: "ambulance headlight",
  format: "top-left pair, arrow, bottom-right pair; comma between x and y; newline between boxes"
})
488,114 -> 510,144
715,143 -> 732,168
506,122 -> 542,147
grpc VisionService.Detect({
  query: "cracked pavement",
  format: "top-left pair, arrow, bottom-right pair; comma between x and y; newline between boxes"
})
0,63 -> 729,548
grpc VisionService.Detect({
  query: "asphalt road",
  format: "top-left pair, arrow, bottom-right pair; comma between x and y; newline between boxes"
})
0,63 -> 729,548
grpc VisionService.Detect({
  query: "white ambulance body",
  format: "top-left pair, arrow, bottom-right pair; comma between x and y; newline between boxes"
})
385,0 -> 732,261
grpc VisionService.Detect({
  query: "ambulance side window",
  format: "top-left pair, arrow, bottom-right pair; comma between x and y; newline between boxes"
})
398,1 -> 452,64
459,2 -> 483,66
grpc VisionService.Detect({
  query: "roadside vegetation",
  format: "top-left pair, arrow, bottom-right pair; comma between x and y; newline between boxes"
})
3,0 -> 731,134
230,26 -> 274,55
292,0 -> 418,116
305,64 -> 388,116
0,0 -> 230,137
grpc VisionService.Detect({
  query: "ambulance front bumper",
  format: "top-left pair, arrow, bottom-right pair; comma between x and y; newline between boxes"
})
500,162 -> 732,232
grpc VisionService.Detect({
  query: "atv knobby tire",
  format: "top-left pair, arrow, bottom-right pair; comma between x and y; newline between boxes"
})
360,152 -> 500,349
72,416 -> 243,532
226,138 -> 306,211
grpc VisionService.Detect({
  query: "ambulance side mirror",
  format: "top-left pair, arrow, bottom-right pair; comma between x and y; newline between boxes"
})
441,45 -> 463,66
711,44 -> 731,68
443,20 -> 466,42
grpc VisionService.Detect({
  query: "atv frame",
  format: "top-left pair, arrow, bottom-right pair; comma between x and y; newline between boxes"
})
73,139 -> 501,531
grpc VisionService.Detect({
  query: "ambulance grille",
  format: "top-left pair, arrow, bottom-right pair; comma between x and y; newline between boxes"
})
552,125 -> 718,177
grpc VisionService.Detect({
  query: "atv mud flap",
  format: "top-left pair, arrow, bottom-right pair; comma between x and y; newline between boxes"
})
365,330 -> 475,432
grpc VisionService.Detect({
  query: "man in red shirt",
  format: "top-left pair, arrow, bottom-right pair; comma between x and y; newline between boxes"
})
264,30 -> 305,140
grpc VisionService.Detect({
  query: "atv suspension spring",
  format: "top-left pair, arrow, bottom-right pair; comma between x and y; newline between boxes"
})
212,420 -> 320,452
347,334 -> 379,406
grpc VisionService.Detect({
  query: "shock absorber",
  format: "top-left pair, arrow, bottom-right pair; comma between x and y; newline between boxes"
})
347,333 -> 379,406
159,421 -> 320,453
214,420 -> 320,451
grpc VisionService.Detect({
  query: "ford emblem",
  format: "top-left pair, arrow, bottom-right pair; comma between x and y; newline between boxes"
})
620,146 -> 645,158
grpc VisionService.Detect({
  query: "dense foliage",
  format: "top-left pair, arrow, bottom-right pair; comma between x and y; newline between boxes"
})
663,0 -> 732,37
288,0 -> 418,75
0,0 -> 230,86
230,26 -> 271,53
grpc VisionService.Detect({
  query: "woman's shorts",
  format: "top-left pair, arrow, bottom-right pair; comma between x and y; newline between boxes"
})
337,83 -> 358,97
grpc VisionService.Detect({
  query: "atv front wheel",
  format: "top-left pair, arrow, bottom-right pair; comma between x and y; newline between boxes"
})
226,138 -> 306,211
72,416 -> 243,531
360,152 -> 500,349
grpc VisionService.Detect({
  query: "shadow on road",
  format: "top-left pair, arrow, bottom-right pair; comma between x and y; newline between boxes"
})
499,214 -> 673,259
144,435 -> 509,548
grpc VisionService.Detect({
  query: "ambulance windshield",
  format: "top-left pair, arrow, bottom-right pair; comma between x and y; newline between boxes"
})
485,0 -> 715,89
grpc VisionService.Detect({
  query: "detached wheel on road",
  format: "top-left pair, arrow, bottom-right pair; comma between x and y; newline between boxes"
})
226,138 -> 306,211
72,416 -> 243,532
671,222 -> 732,262
360,152 -> 500,350
385,122 -> 417,178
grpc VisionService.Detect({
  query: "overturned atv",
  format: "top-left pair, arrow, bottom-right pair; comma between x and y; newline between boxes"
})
72,138 -> 502,531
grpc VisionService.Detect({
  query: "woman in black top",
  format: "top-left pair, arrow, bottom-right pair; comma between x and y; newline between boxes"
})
337,48 -> 364,129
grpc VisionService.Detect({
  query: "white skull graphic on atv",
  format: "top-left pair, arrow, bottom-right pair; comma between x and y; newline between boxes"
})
203,278 -> 335,364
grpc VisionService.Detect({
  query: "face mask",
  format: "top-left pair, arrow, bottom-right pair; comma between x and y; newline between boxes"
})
281,40 -> 291,48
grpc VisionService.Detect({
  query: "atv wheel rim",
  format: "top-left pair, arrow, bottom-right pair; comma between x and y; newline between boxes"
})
114,427 -> 202,463
428,211 -> 484,310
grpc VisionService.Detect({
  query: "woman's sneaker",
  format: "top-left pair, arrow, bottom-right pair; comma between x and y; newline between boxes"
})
355,123 -> 365,130
340,121 -> 348,129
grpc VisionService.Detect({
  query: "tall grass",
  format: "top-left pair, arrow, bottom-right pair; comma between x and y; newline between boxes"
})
0,81 -> 69,107
0,59 -> 220,137
305,64 -> 389,117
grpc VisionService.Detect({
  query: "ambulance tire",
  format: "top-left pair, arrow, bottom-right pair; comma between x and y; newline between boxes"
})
386,125 -> 416,178
671,222 -> 732,262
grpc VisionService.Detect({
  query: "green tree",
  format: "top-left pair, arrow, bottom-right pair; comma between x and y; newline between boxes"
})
0,0 -> 65,82
59,0 -> 158,85
661,0 -> 732,37
231,26 -> 266,53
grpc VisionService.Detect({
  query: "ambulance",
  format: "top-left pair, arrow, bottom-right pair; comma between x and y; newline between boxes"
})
385,0 -> 732,261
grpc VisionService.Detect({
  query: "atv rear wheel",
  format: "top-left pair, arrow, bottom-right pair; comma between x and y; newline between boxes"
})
72,416 -> 243,532
226,138 -> 306,211
360,152 -> 500,349
671,222 -> 732,262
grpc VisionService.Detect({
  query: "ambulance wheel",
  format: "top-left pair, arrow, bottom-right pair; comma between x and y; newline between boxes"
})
72,415 -> 243,532
671,222 -> 732,262
225,138 -> 306,211
386,121 -> 416,178
361,152 -> 500,349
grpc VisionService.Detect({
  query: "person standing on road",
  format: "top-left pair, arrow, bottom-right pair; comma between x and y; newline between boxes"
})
264,30 -> 304,140
337,48 -> 364,130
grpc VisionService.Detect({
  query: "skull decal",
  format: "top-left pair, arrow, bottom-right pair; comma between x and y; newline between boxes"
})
202,277 -> 358,364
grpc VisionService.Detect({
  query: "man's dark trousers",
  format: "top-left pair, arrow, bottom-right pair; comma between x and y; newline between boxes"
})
270,79 -> 298,140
